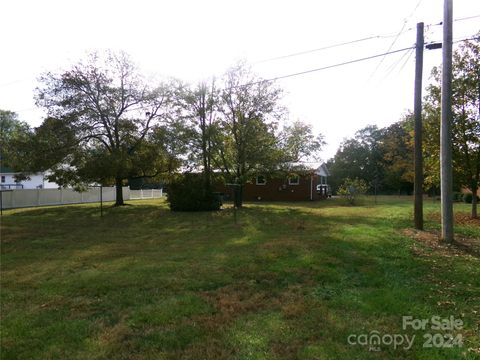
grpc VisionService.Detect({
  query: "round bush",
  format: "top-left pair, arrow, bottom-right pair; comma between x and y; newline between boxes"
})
167,174 -> 222,211
463,192 -> 480,204
452,192 -> 463,202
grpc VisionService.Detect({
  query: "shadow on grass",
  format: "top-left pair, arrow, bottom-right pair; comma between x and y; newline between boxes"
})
1,199 -> 479,359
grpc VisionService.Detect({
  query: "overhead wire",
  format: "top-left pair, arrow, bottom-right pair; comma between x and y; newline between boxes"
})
253,32 -> 411,64
397,48 -> 415,73
9,36 -> 476,114
230,33 -> 477,90
3,15 -> 477,92
0,79 -> 30,88
453,14 -> 480,22
425,35 -> 480,45
253,14 -> 479,67
370,0 -> 424,79
230,46 -> 415,89
384,47 -> 414,78
453,35 -> 480,44
4,9 -> 478,116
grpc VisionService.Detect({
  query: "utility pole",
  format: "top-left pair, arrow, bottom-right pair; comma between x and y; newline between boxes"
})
414,22 -> 424,230
440,0 -> 454,242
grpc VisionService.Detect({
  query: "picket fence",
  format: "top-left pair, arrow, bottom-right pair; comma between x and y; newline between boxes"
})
0,187 -> 163,210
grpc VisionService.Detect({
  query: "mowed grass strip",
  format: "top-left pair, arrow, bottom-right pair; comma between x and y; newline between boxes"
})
1,197 -> 479,359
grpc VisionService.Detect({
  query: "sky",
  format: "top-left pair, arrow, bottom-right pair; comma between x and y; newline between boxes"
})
1,0 -> 479,160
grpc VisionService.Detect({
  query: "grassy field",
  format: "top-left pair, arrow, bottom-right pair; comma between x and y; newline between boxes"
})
1,197 -> 479,359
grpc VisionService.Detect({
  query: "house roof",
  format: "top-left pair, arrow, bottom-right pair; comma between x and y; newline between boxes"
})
315,163 -> 330,177
282,162 -> 329,176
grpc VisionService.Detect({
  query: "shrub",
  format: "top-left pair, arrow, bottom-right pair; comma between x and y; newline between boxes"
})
463,192 -> 480,204
452,192 -> 464,202
166,174 -> 222,211
337,178 -> 368,205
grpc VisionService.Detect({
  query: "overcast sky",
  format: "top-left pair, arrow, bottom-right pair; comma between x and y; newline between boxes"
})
1,0 -> 479,159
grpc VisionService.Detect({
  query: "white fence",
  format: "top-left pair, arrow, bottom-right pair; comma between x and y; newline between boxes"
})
0,187 -> 163,210
130,189 -> 163,200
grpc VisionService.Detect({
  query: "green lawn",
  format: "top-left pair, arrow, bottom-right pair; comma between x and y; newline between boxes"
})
1,197 -> 479,359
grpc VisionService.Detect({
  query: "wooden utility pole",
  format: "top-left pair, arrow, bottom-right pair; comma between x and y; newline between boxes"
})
440,0 -> 454,242
414,22 -> 424,230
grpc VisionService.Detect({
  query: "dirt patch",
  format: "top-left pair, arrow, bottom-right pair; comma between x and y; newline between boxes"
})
180,337 -> 235,360
97,319 -> 134,349
427,211 -> 480,226
201,283 -> 280,323
197,283 -> 307,332
402,228 -> 480,257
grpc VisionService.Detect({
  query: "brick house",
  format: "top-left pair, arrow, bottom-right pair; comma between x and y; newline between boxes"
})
217,163 -> 330,202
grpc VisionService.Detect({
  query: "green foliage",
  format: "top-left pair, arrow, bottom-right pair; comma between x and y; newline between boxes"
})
423,37 -> 480,217
452,192 -> 464,202
166,174 -> 222,211
31,51 -> 178,205
381,116 -> 414,192
217,62 -> 286,208
463,192 -> 480,204
0,110 -> 32,170
176,80 -> 220,189
329,38 -> 480,208
279,120 -> 325,162
328,122 -> 414,195
337,177 -> 368,205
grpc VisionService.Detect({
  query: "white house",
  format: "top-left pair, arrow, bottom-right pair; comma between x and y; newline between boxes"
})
0,166 -> 58,189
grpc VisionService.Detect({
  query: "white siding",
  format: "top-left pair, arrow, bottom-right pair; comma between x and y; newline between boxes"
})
0,172 -> 58,189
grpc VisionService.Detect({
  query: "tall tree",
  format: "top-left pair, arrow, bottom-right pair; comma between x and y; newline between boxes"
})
328,125 -> 386,193
218,62 -> 284,207
178,80 -> 219,190
0,110 -> 31,170
424,38 -> 480,217
8,117 -> 78,184
423,88 -> 442,194
279,120 -> 325,163
380,116 -> 415,194
328,121 -> 416,195
35,51 -> 172,206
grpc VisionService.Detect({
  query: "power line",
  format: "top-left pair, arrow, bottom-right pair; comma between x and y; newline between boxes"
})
453,35 -> 480,44
425,35 -> 480,45
369,25 -> 410,79
384,47 -> 415,78
370,0 -> 424,79
398,48 -> 415,73
231,46 -> 415,89
0,79 -> 30,88
408,0 -> 425,20
454,14 -> 480,22
253,33 -> 411,64
427,14 -> 480,28
368,13 -> 477,80
254,15 -> 478,66
3,17 -> 475,92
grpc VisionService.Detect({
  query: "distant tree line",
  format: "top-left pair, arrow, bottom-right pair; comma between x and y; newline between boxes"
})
328,38 -> 479,218
327,119 -> 415,196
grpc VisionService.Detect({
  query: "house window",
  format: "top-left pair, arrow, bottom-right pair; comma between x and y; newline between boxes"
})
288,175 -> 300,185
256,175 -> 266,185
1,176 -> 5,183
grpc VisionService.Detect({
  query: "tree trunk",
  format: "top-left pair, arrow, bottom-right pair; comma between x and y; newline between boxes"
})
115,177 -> 124,206
202,143 -> 211,191
472,187 -> 478,219
234,185 -> 243,208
